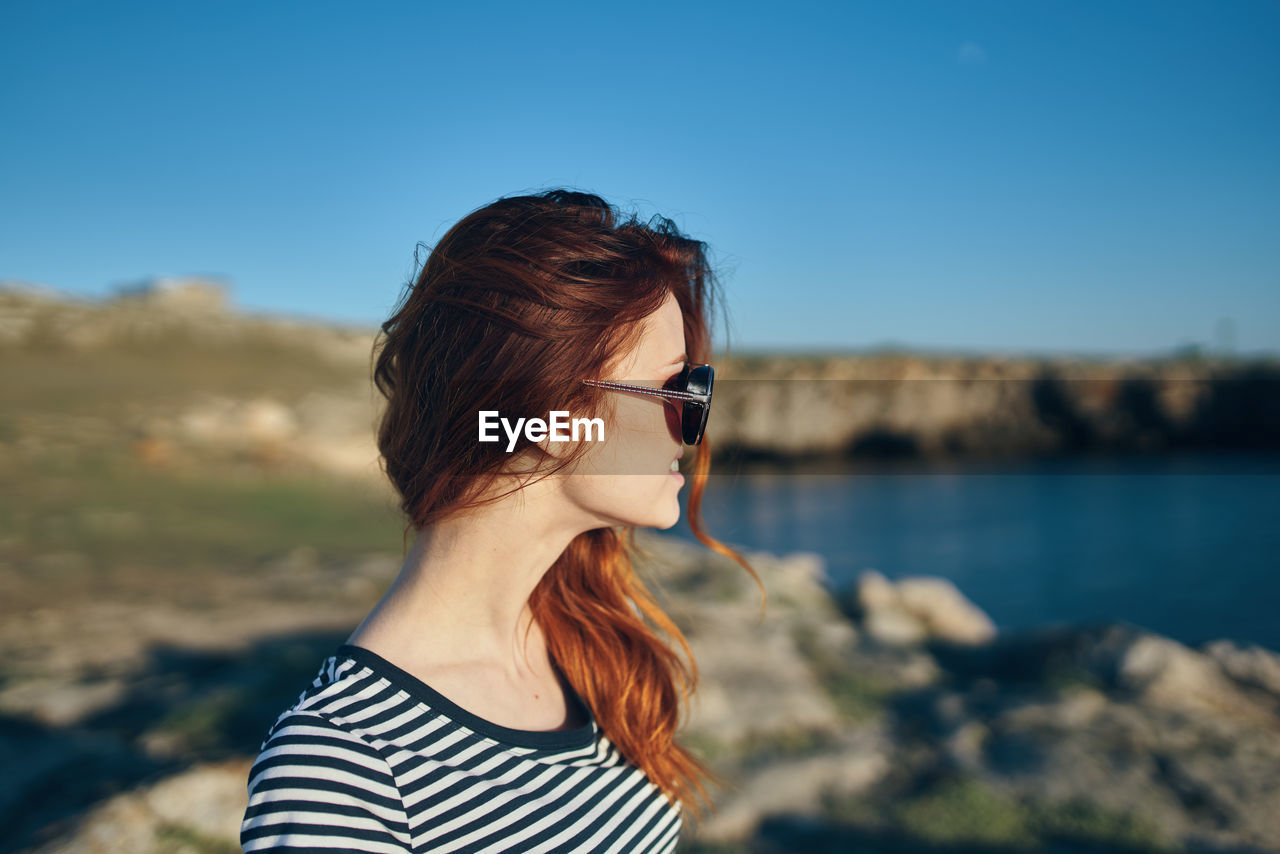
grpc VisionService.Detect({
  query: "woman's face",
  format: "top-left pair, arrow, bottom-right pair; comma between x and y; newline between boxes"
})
557,290 -> 689,530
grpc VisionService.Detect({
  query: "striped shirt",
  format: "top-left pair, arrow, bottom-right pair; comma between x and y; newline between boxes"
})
241,643 -> 683,853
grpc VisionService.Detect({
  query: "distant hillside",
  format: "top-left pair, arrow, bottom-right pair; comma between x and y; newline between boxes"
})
0,277 -> 383,482
0,277 -> 374,368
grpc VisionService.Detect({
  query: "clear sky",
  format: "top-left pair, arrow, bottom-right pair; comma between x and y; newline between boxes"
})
2,0 -> 1277,357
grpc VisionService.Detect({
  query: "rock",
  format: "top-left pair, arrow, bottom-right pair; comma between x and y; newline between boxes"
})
692,724 -> 892,842
140,761 -> 251,841
1201,638 -> 1280,698
853,570 -> 996,647
895,576 -> 998,645
942,719 -> 990,774
681,601 -> 842,747
994,687 -> 1109,733
853,569 -> 929,647
628,531 -> 850,747
893,649 -> 944,688
1115,634 -> 1275,724
979,665 -> 1280,850
806,619 -> 858,661
0,677 -> 127,727
29,760 -> 250,853
771,552 -> 834,607
854,568 -> 898,612
862,607 -> 929,647
239,397 -> 298,443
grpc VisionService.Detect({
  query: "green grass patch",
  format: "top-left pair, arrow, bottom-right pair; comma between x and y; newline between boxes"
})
0,327 -> 369,416
738,726 -> 838,762
152,686 -> 254,754
826,774 -> 1185,853
0,443 -> 403,579
892,776 -> 1038,849
681,732 -> 734,764
154,822 -> 241,854
1029,796 -> 1183,851
682,725 -> 838,768
1043,662 -> 1108,695
660,562 -> 747,604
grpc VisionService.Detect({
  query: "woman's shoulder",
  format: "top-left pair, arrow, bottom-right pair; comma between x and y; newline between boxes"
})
253,647 -> 377,746
242,700 -> 413,851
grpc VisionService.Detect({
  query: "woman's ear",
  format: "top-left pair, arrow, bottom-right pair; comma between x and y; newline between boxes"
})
507,428 -> 574,475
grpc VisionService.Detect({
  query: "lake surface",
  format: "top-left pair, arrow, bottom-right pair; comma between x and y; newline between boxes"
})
665,450 -> 1280,653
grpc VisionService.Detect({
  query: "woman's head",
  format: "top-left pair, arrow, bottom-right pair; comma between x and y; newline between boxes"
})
373,188 -> 716,534
371,188 -> 760,818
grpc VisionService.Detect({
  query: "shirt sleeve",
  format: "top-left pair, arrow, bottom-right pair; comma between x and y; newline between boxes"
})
240,710 -> 412,852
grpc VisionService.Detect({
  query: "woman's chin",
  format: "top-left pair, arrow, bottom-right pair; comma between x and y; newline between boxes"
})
651,500 -> 682,531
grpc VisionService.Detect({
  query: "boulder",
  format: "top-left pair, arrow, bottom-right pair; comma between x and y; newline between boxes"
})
896,576 -> 998,645
853,570 -> 996,647
1200,638 -> 1280,698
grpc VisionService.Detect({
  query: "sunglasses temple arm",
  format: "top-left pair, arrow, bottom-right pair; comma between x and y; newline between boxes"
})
582,380 -> 708,404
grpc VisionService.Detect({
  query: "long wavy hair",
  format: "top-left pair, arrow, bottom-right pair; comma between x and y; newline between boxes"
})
371,188 -> 764,820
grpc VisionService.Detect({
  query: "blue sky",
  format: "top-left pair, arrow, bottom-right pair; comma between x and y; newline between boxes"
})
2,0 -> 1277,357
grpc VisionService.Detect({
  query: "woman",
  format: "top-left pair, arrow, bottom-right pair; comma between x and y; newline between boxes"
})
240,189 -> 762,853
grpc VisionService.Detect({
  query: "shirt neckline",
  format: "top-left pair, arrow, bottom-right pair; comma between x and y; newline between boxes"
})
334,642 -> 597,751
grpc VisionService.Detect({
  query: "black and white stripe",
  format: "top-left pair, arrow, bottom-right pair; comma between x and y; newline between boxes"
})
241,644 -> 683,852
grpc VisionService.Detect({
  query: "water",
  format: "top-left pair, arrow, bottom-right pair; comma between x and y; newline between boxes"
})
666,451 -> 1280,653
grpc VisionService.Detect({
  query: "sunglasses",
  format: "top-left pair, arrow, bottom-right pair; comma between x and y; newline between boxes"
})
581,362 -> 714,445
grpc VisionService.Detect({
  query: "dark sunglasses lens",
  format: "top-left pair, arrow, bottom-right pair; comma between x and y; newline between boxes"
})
684,364 -> 712,397
682,402 -> 708,444
681,365 -> 712,444
662,399 -> 683,444
667,363 -> 712,444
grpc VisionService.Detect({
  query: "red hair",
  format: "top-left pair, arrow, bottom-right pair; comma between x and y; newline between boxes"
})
371,188 -> 763,819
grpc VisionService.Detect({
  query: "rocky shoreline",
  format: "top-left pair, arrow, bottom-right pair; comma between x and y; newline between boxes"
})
5,531 -> 1277,853
644,534 -> 1280,853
